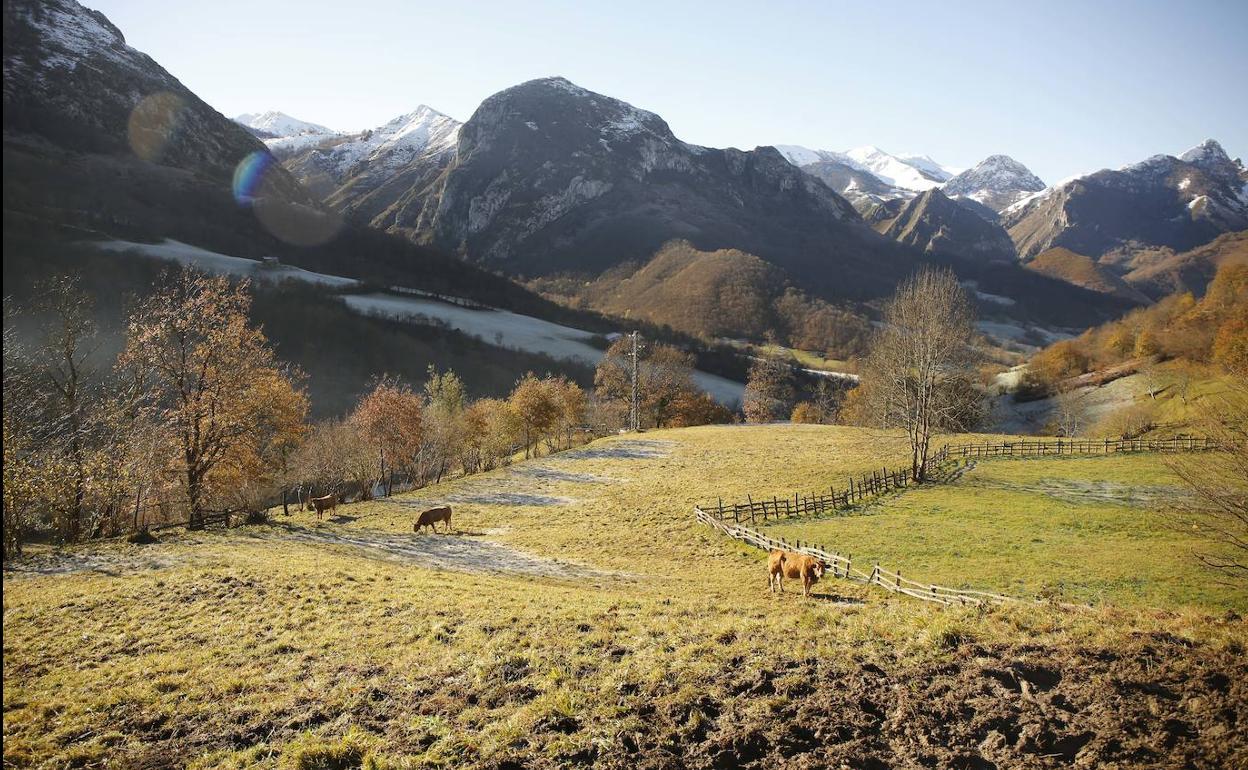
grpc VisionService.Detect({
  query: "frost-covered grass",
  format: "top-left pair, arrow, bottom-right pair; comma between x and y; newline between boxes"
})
4,425 -> 1244,768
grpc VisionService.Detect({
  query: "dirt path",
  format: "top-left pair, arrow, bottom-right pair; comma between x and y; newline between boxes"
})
2,525 -> 622,582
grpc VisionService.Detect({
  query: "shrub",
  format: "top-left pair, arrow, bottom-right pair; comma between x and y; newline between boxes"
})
790,402 -> 824,424
1092,401 -> 1157,440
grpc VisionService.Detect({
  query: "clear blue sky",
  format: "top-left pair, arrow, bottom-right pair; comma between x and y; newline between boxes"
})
88,0 -> 1246,183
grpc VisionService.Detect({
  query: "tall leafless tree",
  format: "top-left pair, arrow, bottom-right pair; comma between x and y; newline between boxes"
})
860,268 -> 982,481
1165,369 -> 1248,583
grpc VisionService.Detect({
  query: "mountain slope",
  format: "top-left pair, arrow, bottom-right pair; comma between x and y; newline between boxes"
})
2,0 -> 333,253
269,106 -> 460,235
419,77 -> 919,299
2,0 -> 625,324
1004,140 -> 1248,262
1121,230 -> 1248,299
865,189 -> 1017,262
942,155 -> 1045,213
1024,248 -> 1151,303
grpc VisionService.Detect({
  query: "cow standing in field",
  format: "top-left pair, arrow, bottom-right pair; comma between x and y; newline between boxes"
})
769,549 -> 826,597
310,493 -> 339,521
414,505 -> 453,534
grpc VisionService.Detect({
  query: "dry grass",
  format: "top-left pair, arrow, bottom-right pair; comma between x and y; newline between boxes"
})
4,424 -> 1246,768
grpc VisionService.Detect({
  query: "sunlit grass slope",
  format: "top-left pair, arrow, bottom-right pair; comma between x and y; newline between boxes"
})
4,425 -> 1245,769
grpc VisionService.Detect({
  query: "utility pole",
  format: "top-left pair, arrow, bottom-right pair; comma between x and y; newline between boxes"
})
629,330 -> 640,432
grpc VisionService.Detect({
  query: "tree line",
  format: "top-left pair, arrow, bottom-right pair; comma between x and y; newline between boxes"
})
2,265 -> 991,553
2,270 -> 745,555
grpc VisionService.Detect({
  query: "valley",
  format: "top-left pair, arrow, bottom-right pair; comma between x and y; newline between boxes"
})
3,1 -> 1247,769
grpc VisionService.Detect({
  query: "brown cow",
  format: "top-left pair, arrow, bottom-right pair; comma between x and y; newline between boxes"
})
768,549 -> 826,597
310,493 -> 339,521
414,505 -> 452,534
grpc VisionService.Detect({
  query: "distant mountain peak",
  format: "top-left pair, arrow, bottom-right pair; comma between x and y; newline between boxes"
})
234,110 -> 334,138
776,143 -> 958,209
942,155 -> 1045,213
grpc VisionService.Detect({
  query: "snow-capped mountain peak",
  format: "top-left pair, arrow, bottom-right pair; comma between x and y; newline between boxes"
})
843,145 -> 952,190
775,143 -> 959,209
942,155 -> 1046,212
1179,138 -> 1231,167
234,111 -> 334,138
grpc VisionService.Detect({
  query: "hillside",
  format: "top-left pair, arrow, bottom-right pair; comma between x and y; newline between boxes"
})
865,189 -> 1017,263
1122,229 -> 1248,299
1,0 -> 652,373
530,240 -> 874,355
0,233 -> 599,417
5,424 -> 1244,768
1025,247 -> 1152,303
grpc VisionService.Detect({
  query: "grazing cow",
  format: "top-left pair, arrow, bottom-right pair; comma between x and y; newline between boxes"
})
310,493 -> 339,521
768,549 -> 826,597
414,505 -> 452,534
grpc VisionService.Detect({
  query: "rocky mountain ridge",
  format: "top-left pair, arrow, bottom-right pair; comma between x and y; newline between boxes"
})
1003,140 -> 1248,262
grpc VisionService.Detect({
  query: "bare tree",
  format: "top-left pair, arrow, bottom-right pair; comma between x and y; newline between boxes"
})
32,277 -> 101,541
860,268 -> 982,481
742,355 -> 796,423
1164,370 -> 1248,582
1053,386 -> 1088,438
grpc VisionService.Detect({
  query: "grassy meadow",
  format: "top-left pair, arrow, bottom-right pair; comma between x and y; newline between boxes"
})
4,425 -> 1246,768
763,454 -> 1244,610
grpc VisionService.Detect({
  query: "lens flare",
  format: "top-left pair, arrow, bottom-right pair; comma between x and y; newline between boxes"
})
232,150 -> 276,205
127,91 -> 185,161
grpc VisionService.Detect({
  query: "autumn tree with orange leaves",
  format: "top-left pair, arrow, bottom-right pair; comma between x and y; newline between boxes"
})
351,377 -> 423,496
119,272 -> 307,528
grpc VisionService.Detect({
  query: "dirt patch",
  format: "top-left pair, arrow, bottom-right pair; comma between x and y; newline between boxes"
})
613,632 -> 1247,769
3,549 -> 191,578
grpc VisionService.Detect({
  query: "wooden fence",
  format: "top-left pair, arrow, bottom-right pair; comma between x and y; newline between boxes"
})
702,445 -> 952,525
942,435 -> 1217,458
694,507 -> 1015,606
694,433 -> 1222,606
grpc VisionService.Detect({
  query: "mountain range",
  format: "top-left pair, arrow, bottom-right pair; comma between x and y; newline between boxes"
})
7,0 -> 1245,378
